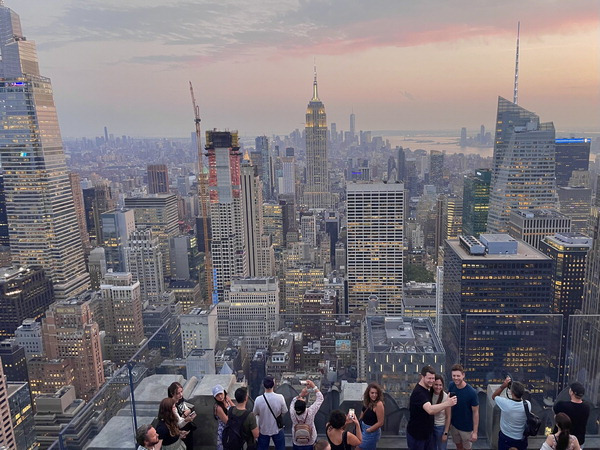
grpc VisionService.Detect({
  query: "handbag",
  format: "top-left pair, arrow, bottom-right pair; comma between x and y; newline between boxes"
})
523,401 -> 541,437
263,394 -> 284,429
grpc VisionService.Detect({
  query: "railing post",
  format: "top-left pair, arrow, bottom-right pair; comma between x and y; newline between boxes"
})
58,433 -> 66,450
128,361 -> 139,435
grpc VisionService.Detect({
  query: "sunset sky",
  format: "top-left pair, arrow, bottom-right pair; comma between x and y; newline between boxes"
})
15,0 -> 600,138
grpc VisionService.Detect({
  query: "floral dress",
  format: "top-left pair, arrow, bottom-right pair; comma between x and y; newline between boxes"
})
215,404 -> 227,450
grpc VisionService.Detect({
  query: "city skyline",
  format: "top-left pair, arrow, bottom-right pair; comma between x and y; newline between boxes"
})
13,0 -> 600,137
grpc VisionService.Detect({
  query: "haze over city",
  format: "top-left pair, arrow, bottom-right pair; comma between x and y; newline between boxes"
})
16,0 -> 600,137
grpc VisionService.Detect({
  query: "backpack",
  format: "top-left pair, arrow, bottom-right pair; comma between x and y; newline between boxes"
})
523,401 -> 542,437
293,413 -> 312,445
222,408 -> 251,450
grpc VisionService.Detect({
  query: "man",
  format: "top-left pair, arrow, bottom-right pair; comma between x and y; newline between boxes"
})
253,375 -> 288,450
491,377 -> 530,450
136,424 -> 162,450
290,379 -> 324,450
406,365 -> 457,449
554,382 -> 591,448
229,386 -> 259,449
448,364 -> 479,450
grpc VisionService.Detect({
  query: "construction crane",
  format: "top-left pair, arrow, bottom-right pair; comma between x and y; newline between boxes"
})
189,81 -> 213,304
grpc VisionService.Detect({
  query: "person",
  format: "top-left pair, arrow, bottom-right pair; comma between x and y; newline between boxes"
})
156,398 -> 188,450
228,386 -> 259,450
253,376 -> 288,450
167,382 -> 196,449
406,366 -> 457,449
448,364 -> 479,450
290,379 -> 324,449
491,377 -> 529,450
553,382 -> 590,448
541,413 -> 581,450
325,409 -> 362,450
432,375 -> 452,450
313,440 -> 331,450
214,384 -> 236,450
358,382 -> 384,449
136,424 -> 162,450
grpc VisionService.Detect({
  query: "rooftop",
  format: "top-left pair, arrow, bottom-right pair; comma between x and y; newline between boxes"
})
448,236 -> 549,261
366,316 -> 443,354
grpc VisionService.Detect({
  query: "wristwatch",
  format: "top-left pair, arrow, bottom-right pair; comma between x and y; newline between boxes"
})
444,432 -> 448,436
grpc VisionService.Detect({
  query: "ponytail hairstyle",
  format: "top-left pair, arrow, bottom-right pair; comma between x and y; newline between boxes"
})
555,412 -> 572,450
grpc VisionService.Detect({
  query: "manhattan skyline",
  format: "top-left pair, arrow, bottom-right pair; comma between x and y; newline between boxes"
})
14,0 -> 600,137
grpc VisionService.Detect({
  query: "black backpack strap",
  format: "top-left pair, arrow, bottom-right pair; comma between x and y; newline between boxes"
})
523,400 -> 530,416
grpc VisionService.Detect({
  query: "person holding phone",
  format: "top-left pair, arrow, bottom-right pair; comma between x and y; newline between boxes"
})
290,379 -> 324,450
156,398 -> 189,450
407,366 -> 457,450
167,382 -> 196,449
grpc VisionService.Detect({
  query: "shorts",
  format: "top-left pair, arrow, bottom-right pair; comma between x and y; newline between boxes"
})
450,426 -> 473,449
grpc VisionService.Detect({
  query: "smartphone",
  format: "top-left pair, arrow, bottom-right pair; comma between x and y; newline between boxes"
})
449,392 -> 456,398
300,380 -> 307,385
349,408 -> 355,418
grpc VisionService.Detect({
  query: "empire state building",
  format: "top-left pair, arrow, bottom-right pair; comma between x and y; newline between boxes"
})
0,2 -> 90,299
303,71 -> 332,210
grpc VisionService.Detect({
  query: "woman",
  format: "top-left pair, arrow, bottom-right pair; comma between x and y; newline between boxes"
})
432,375 -> 451,450
167,382 -> 196,449
541,413 -> 581,450
156,397 -> 188,450
325,409 -> 362,450
358,383 -> 384,449
213,384 -> 235,450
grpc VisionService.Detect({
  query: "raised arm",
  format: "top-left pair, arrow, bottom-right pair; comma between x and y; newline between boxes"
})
423,395 -> 457,415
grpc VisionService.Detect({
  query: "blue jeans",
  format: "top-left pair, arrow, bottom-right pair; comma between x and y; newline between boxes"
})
433,425 -> 448,450
359,421 -> 381,449
498,430 -> 527,450
257,429 -> 285,450
407,431 -> 435,450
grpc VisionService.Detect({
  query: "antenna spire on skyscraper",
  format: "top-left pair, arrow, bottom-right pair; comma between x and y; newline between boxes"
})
513,21 -> 520,105
312,58 -> 319,101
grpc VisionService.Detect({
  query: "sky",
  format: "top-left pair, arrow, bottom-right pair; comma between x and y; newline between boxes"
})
13,0 -> 600,138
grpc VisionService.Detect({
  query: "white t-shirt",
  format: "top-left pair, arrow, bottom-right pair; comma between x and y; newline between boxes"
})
432,391 -> 448,427
253,392 -> 288,436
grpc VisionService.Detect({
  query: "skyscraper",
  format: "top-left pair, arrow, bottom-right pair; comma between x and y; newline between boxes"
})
42,293 -> 105,399
540,232 -> 591,390
124,194 -> 178,278
255,136 -> 273,201
508,209 -> 571,250
570,211 -> 600,404
0,3 -> 90,299
303,71 -> 332,209
0,360 -> 16,449
487,97 -> 558,233
429,150 -> 444,191
240,156 -> 274,278
347,182 -> 404,315
462,169 -> 491,237
124,228 -> 165,303
101,271 -> 145,363
206,131 -> 247,302
83,183 -> 116,246
147,164 -> 170,194
100,208 -> 136,272
443,234 -> 556,394
0,266 -> 53,338
554,138 -> 591,187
